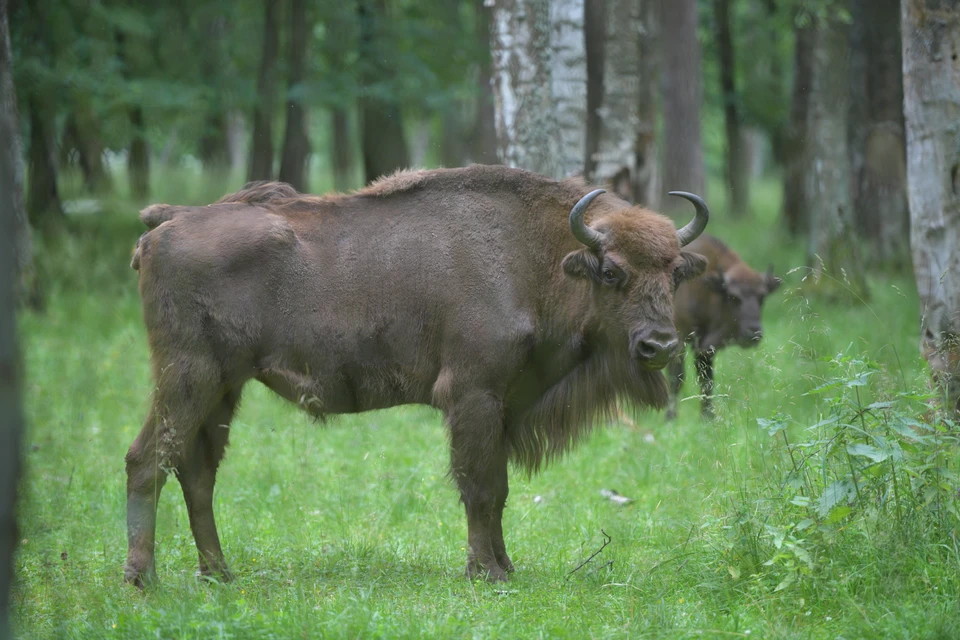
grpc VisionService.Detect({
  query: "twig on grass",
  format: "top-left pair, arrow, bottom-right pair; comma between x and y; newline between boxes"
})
566,529 -> 612,579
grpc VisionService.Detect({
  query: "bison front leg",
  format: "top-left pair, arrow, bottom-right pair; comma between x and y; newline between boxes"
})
447,391 -> 511,583
666,349 -> 686,421
694,350 -> 716,419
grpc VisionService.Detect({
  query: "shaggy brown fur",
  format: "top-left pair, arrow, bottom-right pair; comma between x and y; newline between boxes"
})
122,164 -> 709,588
667,234 -> 782,419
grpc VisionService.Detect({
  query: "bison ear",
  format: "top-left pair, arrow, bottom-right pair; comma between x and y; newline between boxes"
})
562,249 -> 602,282
678,251 -> 708,281
765,266 -> 783,294
701,268 -> 727,293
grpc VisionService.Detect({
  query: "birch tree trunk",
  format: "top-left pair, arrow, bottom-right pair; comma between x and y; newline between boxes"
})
804,5 -> 868,300
491,0 -> 586,179
660,0 -> 705,212
902,0 -> 960,413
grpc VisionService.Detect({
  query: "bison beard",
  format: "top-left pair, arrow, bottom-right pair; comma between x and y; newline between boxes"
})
122,165 -> 707,587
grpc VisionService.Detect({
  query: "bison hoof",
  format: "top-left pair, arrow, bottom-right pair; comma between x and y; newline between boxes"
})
197,566 -> 234,584
665,408 -> 677,421
466,559 -> 509,583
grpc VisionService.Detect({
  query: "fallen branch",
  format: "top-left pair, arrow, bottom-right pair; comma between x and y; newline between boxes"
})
566,529 -> 612,579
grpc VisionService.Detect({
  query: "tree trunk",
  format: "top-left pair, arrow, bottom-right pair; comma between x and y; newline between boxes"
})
471,0 -> 499,165
714,0 -> 749,216
62,103 -> 111,193
804,5 -> 868,300
278,0 -> 311,192
852,0 -> 908,268
583,0 -> 606,183
902,0 -> 960,414
783,22 -> 813,236
490,0 -> 586,179
248,0 -> 280,183
765,0 -> 787,166
1,0 -> 37,308
0,2 -> 25,633
358,0 -> 410,184
660,0 -> 705,212
128,105 -> 150,200
26,92 -> 63,227
331,108 -> 354,191
635,0 -> 660,207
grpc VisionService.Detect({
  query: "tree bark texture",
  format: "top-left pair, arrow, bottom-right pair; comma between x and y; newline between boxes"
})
853,0 -> 909,267
804,6 -> 868,300
491,0 -> 586,179
660,0 -> 705,212
0,4 -> 25,634
902,0 -> 960,413
248,0 -> 281,182
714,0 -> 749,216
783,23 -> 813,236
358,0 -> 410,184
279,0 -> 311,192
471,0 -> 499,165
61,103 -> 111,193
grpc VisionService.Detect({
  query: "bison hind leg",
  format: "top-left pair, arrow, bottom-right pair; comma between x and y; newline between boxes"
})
124,356 -> 230,588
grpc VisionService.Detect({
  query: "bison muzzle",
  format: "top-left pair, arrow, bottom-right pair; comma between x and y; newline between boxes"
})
123,165 -> 710,586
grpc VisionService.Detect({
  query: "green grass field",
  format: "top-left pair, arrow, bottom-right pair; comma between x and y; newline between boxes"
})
12,174 -> 960,639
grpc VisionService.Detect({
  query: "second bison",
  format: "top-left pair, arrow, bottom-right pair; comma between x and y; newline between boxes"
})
667,234 -> 782,420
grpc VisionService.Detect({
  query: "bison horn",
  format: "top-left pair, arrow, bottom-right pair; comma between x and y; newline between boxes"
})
569,189 -> 606,251
669,191 -> 710,247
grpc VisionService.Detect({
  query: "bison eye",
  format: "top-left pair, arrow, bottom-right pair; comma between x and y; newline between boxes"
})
602,267 -> 617,284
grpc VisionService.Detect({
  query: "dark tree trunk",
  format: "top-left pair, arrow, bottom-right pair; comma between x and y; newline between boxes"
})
1,0 -> 38,308
853,0 -> 908,268
248,0 -> 281,182
358,0 -> 410,184
199,112 -> 230,171
714,0 -> 749,216
804,4 -> 868,300
26,93 -> 63,227
128,105 -> 150,199
279,0 -> 311,192
62,104 -> 111,193
634,0 -> 659,207
583,0 -> 607,183
440,108 -> 469,168
660,0 -> 705,212
331,108 -> 354,191
471,0 -> 499,165
783,23 -> 813,236
765,0 -> 786,165
0,4 -> 25,634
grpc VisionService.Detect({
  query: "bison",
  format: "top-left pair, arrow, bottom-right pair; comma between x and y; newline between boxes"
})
123,165 -> 710,587
666,234 -> 781,420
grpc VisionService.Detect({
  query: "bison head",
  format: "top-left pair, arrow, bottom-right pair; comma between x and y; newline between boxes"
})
561,190 -> 709,370
702,263 -> 782,348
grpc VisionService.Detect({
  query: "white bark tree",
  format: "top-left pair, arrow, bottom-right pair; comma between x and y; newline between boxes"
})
902,0 -> 960,413
490,0 -> 586,179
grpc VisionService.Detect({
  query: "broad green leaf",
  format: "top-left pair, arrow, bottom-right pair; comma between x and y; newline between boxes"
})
817,479 -> 856,518
846,443 -> 891,463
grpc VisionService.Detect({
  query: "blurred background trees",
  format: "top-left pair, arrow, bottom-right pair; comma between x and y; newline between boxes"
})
4,0 -> 958,413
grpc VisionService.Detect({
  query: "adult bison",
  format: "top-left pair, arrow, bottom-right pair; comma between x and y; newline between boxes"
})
123,165 -> 710,586
666,235 -> 781,420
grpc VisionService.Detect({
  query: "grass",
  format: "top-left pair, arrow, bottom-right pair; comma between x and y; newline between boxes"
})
11,171 -> 960,639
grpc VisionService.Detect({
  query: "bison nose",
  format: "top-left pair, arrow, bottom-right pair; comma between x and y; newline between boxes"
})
632,328 -> 680,370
